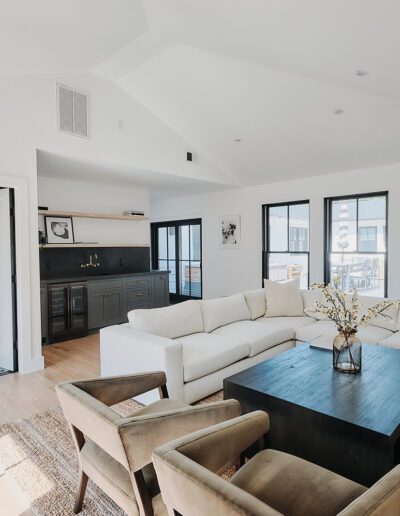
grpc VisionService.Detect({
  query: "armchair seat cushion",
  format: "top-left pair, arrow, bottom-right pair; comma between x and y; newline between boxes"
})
213,320 -> 295,357
176,333 -> 250,382
132,398 -> 189,416
230,449 -> 366,516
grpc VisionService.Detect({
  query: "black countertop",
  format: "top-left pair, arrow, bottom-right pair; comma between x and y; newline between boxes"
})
40,270 -> 169,285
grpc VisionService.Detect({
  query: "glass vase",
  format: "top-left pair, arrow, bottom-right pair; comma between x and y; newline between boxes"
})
333,331 -> 362,374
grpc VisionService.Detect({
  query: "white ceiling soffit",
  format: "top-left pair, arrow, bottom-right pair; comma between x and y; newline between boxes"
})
36,150 -> 236,200
0,0 -> 148,75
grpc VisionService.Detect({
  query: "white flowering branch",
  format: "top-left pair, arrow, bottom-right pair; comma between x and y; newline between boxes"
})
305,281 -> 400,335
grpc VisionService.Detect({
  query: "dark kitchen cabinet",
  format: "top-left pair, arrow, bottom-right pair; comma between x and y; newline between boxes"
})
42,272 -> 170,342
154,274 -> 169,307
48,282 -> 88,343
88,288 -> 125,329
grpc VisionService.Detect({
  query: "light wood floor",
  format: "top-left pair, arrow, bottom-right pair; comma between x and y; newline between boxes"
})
0,333 -> 100,425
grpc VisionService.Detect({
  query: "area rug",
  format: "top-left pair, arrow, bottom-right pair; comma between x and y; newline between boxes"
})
0,391 -> 223,515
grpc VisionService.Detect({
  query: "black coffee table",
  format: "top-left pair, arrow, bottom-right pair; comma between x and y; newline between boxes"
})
224,343 -> 400,486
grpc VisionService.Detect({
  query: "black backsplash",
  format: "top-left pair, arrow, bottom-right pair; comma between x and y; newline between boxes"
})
40,247 -> 151,278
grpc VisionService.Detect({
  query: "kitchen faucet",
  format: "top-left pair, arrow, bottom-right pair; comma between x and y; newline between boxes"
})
81,253 -> 100,269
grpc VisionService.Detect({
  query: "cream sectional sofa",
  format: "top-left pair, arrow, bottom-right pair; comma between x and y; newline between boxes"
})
100,288 -> 400,404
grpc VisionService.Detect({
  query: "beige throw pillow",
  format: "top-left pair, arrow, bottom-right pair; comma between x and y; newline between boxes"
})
264,279 -> 304,317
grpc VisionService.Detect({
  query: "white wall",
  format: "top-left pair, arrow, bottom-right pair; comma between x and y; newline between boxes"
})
0,72 -> 227,373
38,176 -> 150,245
151,162 -> 400,299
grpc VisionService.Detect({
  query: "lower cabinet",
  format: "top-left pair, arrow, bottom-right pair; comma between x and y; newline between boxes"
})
41,273 -> 170,337
88,289 -> 125,329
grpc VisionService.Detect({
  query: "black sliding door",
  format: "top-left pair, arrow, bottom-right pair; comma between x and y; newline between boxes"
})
151,219 -> 202,303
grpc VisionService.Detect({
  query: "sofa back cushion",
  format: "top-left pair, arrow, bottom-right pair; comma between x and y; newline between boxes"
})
301,289 -> 329,320
355,295 -> 399,332
128,300 -> 204,339
244,289 -> 266,320
264,279 -> 304,317
200,293 -> 251,332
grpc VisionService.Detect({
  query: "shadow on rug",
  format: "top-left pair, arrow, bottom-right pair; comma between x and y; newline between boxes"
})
0,391 -> 223,515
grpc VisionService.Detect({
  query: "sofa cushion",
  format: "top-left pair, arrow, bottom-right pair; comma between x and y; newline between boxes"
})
356,295 -> 399,332
213,320 -> 294,357
244,289 -> 266,320
176,333 -> 250,382
200,293 -> 250,333
264,279 -> 304,317
296,320 -> 392,345
128,300 -> 204,339
301,289 -> 329,320
378,332 -> 400,349
230,449 -> 366,516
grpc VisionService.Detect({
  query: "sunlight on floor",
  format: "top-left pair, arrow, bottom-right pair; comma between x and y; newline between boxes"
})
0,434 -> 53,515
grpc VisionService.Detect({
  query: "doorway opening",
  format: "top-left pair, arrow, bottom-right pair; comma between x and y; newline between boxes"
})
0,188 -> 18,374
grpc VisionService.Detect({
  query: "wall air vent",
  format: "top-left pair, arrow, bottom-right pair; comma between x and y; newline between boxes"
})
57,84 -> 88,138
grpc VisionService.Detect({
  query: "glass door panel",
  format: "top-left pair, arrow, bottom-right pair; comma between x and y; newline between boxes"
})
152,220 -> 202,302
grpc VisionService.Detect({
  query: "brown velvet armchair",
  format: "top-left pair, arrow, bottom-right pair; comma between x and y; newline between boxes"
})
152,411 -> 400,516
56,371 -> 240,516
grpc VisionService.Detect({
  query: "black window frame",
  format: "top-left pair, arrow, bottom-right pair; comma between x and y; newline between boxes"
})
262,200 -> 310,288
151,218 -> 202,303
324,191 -> 388,296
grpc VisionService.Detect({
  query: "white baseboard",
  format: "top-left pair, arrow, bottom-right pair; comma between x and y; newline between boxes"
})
19,354 -> 45,374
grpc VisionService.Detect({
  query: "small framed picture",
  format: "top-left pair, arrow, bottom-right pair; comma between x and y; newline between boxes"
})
45,216 -> 75,244
220,215 -> 241,248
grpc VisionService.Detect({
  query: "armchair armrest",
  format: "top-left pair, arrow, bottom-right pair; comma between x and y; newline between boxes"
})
153,411 -> 269,475
119,399 -> 241,471
68,371 -> 167,406
339,465 -> 400,515
100,325 -> 184,401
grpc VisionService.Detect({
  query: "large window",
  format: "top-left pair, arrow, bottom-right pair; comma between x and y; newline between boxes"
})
263,201 -> 310,289
151,219 -> 202,303
325,192 -> 388,297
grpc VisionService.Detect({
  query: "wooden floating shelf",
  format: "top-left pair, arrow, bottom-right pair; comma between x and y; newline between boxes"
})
38,210 -> 148,221
40,243 -> 149,248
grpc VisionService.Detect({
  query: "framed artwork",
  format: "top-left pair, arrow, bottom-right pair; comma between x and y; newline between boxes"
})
45,216 -> 75,244
220,215 -> 241,248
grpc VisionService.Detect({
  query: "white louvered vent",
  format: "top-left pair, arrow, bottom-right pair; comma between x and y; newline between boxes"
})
57,84 -> 88,138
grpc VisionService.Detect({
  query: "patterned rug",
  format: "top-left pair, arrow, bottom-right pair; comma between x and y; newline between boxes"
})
0,392 -> 223,515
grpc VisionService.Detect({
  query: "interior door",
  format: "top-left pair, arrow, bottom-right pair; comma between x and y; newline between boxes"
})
0,188 -> 17,372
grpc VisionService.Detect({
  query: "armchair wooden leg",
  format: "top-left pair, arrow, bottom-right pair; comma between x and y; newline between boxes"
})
131,470 -> 154,516
74,469 -> 88,514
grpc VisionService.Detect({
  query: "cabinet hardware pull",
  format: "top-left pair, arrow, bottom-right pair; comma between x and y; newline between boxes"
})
136,280 -> 145,284
136,293 -> 144,297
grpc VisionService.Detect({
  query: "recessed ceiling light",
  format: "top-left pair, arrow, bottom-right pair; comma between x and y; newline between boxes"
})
234,138 -> 242,143
333,109 -> 344,115
356,70 -> 368,77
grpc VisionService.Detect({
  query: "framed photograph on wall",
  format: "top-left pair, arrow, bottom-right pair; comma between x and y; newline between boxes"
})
220,215 -> 241,248
45,216 -> 75,244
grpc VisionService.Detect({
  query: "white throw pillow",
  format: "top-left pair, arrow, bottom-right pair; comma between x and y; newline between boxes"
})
128,300 -> 204,339
200,293 -> 251,332
301,289 -> 329,320
352,295 -> 399,332
244,289 -> 266,320
264,279 -> 304,317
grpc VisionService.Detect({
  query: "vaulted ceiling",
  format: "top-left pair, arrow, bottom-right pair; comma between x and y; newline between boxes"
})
5,0 -> 400,189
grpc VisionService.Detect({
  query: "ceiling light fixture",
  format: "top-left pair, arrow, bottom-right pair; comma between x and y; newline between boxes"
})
333,109 -> 344,115
234,138 -> 242,143
356,70 -> 368,77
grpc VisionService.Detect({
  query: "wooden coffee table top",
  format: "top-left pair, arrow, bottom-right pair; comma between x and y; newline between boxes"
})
224,343 -> 400,437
